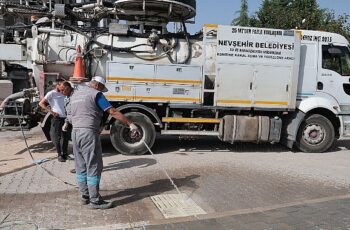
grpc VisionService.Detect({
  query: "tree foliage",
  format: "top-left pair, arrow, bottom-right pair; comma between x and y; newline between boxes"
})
321,10 -> 350,41
253,0 -> 323,29
235,0 -> 350,40
232,0 -> 250,26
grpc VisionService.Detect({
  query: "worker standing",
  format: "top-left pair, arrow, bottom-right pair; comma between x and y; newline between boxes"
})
67,76 -> 138,209
39,78 -> 69,162
61,81 -> 74,160
61,81 -> 74,132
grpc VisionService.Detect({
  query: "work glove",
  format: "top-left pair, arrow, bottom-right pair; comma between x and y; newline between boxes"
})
129,123 -> 139,138
51,111 -> 59,118
62,122 -> 69,132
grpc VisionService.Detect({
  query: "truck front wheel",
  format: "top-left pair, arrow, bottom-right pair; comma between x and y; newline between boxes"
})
296,114 -> 335,153
110,112 -> 156,155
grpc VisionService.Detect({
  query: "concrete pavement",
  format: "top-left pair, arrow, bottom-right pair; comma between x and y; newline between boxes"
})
0,127 -> 57,176
0,129 -> 350,229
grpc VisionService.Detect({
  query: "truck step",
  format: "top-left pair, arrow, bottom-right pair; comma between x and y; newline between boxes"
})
161,130 -> 219,136
338,111 -> 350,115
0,115 -> 29,119
162,117 -> 221,124
0,126 -> 30,131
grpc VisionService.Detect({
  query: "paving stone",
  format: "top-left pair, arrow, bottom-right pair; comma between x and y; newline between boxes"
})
1,136 -> 350,229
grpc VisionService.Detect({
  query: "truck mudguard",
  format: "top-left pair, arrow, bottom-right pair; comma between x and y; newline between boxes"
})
281,110 -> 306,149
108,104 -> 163,128
298,93 -> 340,115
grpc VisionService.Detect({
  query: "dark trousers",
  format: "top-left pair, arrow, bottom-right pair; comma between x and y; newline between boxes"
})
50,117 -> 69,157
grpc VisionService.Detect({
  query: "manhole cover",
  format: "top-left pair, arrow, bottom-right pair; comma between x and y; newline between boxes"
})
150,193 -> 206,219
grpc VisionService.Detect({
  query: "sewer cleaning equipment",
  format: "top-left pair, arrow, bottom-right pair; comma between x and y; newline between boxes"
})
0,0 -> 350,155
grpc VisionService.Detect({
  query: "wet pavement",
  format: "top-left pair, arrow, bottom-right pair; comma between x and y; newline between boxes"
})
1,129 -> 350,229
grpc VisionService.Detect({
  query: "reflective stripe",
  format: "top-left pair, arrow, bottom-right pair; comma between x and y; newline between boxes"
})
76,173 -> 87,183
106,95 -> 200,103
217,100 -> 289,106
217,100 -> 251,104
162,117 -> 221,124
87,176 -> 101,186
107,77 -> 202,85
204,24 -> 218,28
255,101 -> 289,106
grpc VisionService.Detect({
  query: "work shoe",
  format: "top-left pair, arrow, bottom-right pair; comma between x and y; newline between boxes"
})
57,156 -> 66,162
66,155 -> 74,160
80,195 -> 89,205
89,200 -> 113,209
63,154 -> 74,161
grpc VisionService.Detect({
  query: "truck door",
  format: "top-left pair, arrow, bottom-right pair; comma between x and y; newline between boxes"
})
318,44 -> 350,107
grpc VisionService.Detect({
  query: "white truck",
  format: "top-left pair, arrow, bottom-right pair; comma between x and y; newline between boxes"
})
1,0 -> 350,155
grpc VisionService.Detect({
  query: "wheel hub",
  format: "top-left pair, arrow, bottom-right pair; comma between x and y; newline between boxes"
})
121,125 -> 144,145
303,124 -> 325,145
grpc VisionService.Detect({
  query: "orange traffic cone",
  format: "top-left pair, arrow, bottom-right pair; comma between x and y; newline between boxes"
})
70,45 -> 88,83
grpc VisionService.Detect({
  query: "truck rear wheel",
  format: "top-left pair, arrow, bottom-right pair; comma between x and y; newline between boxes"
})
110,112 -> 156,155
296,114 -> 335,153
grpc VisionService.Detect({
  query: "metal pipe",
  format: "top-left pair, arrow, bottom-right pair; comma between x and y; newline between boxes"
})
81,3 -> 98,9
0,89 -> 36,111
0,91 -> 26,111
38,28 -> 65,34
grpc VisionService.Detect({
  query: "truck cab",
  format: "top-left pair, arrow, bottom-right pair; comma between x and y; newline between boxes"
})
295,30 -> 350,151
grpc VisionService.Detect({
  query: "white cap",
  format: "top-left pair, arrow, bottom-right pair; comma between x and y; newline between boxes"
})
91,76 -> 108,92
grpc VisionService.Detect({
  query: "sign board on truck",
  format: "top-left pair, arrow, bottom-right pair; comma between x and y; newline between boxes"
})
215,26 -> 301,110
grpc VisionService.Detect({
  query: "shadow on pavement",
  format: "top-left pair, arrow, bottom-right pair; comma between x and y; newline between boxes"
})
99,133 -> 350,155
152,136 -> 290,155
101,134 -> 291,156
103,174 -> 200,206
0,158 -> 23,162
14,141 -> 55,155
331,139 -> 350,152
103,158 -> 157,172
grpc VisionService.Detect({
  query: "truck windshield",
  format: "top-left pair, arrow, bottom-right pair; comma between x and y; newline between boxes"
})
322,45 -> 350,76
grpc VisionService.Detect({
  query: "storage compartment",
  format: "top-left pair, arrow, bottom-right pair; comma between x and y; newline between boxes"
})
134,85 -> 201,104
107,62 -> 155,84
0,80 -> 13,101
106,62 -> 202,104
155,65 -> 202,86
0,44 -> 27,61
216,63 -> 253,108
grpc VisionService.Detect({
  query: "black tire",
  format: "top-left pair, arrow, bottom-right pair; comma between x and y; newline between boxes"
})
296,114 -> 335,153
110,112 -> 156,155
